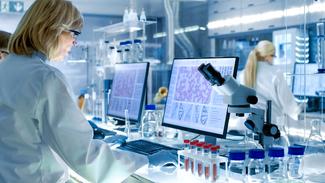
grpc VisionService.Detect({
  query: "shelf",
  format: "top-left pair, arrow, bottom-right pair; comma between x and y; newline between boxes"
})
93,20 -> 156,35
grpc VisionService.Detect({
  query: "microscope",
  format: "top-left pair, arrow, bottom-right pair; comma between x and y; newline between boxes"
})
198,63 -> 280,150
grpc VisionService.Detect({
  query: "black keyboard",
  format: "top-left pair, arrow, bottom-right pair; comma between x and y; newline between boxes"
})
118,139 -> 179,156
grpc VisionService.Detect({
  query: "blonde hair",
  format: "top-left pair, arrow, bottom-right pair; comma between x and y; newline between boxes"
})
8,0 -> 83,60
244,40 -> 275,88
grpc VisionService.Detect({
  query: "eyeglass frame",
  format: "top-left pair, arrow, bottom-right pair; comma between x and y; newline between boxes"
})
66,29 -> 81,39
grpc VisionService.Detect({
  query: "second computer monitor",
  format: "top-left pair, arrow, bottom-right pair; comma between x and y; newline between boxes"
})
292,63 -> 325,97
162,57 -> 239,138
107,62 -> 149,123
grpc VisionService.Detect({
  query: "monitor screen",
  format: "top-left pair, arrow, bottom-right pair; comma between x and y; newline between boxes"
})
107,62 -> 149,123
162,57 -> 239,138
292,63 -> 325,97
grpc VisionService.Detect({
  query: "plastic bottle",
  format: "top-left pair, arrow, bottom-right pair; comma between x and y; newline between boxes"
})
123,8 -> 129,24
247,149 -> 265,183
268,147 -> 286,182
140,8 -> 146,22
128,8 -> 138,22
227,150 -> 246,182
141,104 -> 157,138
287,145 -> 304,180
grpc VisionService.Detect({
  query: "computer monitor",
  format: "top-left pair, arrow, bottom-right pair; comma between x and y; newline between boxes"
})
107,62 -> 149,123
292,63 -> 325,97
162,57 -> 239,138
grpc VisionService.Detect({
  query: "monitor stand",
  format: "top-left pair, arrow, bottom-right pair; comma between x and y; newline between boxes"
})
205,135 -> 217,145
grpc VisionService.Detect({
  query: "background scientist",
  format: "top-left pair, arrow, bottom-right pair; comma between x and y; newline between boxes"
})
243,40 -> 302,126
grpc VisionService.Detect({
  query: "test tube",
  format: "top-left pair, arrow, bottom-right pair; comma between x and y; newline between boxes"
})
196,142 -> 205,177
183,139 -> 190,171
210,145 -> 220,182
189,140 -> 199,174
203,144 -> 212,180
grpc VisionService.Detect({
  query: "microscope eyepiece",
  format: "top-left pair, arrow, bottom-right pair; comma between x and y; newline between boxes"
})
198,63 -> 225,86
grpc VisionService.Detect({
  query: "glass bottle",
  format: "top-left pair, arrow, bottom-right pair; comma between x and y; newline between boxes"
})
268,147 -> 286,182
287,145 -> 304,180
247,149 -> 265,183
227,150 -> 246,182
141,104 -> 157,138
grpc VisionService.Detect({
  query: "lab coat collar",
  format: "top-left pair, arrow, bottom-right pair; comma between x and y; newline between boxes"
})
33,52 -> 48,62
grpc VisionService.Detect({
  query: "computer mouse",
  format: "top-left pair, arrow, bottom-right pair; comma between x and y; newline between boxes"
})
160,162 -> 177,173
162,162 -> 177,168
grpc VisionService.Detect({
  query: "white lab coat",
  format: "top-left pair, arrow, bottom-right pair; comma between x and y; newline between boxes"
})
254,62 -> 301,123
229,62 -> 301,131
0,53 -> 146,183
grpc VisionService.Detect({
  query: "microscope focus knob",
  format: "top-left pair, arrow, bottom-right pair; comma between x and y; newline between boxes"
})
247,96 -> 258,104
263,124 -> 280,139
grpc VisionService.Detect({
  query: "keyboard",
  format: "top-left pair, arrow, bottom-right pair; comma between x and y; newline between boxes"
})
118,139 -> 179,156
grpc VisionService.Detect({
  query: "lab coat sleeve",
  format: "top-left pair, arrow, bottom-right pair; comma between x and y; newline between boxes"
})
34,71 -> 146,183
273,71 -> 302,120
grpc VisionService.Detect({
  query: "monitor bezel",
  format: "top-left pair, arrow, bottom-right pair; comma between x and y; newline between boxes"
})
162,57 -> 239,138
107,62 -> 149,124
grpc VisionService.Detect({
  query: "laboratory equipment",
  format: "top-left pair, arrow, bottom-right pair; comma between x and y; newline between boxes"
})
107,62 -> 149,125
118,139 -> 178,156
287,145 -> 304,180
140,8 -> 146,22
247,149 -> 265,183
227,150 -> 246,182
305,119 -> 325,155
141,104 -> 157,138
162,57 -> 239,139
195,141 -> 205,177
317,22 -> 325,73
268,147 -> 286,182
134,39 -> 144,62
209,145 -> 220,182
292,63 -> 323,97
198,63 -> 280,150
203,143 -> 212,180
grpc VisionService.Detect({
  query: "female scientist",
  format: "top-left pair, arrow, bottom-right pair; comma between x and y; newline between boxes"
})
243,40 -> 302,124
0,0 -> 145,182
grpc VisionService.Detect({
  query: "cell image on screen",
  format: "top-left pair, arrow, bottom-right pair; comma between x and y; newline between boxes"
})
162,57 -> 238,138
292,63 -> 325,97
108,63 -> 149,122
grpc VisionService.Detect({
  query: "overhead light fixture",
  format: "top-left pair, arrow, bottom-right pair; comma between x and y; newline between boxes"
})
207,2 -> 325,30
153,25 -> 206,38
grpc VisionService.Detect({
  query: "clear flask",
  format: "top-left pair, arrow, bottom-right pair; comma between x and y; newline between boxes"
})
141,104 -> 157,138
305,119 -> 325,154
247,149 -> 265,183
